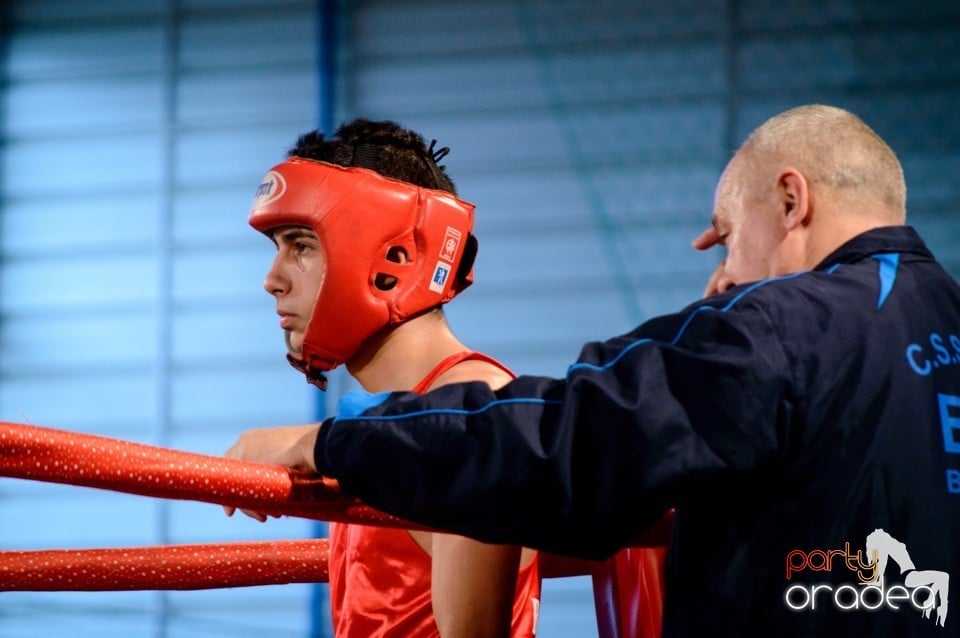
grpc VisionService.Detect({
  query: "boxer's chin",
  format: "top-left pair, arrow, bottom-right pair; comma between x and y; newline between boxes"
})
284,331 -> 303,359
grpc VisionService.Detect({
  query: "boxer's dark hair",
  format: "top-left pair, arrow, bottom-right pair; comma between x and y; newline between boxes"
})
288,118 -> 456,195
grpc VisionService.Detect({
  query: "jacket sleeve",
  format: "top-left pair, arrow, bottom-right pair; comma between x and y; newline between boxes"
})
314,295 -> 793,559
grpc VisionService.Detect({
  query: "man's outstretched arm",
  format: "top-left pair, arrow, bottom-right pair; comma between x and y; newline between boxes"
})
313,300 -> 790,559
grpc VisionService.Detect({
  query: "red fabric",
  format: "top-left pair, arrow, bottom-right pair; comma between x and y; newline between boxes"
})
330,351 -> 539,637
615,547 -> 667,638
329,525 -> 540,638
592,515 -> 671,638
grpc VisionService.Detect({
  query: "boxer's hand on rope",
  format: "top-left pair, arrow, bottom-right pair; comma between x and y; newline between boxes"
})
223,424 -> 321,521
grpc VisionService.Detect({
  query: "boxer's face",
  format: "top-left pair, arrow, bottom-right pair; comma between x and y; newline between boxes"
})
263,225 -> 324,358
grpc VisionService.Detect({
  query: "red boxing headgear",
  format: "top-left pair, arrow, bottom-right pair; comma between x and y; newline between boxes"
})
248,157 -> 477,389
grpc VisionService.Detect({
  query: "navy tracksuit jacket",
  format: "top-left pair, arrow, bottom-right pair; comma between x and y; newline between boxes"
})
316,226 -> 960,637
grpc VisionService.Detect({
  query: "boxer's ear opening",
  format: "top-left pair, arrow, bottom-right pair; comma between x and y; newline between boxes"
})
374,246 -> 408,291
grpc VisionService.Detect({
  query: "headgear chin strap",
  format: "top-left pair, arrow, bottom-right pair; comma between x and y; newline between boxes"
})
248,157 -> 478,390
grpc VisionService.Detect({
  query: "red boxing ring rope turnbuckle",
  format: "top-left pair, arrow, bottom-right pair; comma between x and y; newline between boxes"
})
0,420 -> 668,594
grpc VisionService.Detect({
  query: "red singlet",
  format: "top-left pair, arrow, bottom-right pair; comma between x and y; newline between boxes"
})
329,352 -> 542,637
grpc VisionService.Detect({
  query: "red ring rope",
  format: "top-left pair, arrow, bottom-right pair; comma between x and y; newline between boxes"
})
0,539 -> 610,591
0,420 -> 414,528
0,420 -> 668,594
0,540 -> 329,591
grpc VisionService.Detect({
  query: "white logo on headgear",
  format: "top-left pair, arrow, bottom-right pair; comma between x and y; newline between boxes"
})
251,170 -> 287,209
440,227 -> 462,262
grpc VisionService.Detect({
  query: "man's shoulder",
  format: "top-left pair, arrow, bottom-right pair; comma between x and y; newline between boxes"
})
712,266 -> 877,315
671,268 -> 879,351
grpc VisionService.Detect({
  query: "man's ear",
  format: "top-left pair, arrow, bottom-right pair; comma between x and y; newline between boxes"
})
778,166 -> 811,231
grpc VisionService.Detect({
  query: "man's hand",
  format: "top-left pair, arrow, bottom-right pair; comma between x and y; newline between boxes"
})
222,424 -> 321,521
702,260 -> 735,297
692,227 -> 735,297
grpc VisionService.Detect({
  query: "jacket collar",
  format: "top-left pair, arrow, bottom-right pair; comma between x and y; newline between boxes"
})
813,225 -> 933,272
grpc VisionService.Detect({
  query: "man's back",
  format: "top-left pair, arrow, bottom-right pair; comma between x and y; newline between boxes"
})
666,226 -> 960,636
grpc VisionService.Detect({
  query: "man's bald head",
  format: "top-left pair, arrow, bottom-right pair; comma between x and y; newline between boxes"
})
701,105 -> 909,288
740,105 -> 906,223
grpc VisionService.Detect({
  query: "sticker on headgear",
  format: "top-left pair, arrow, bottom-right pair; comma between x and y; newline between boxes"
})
429,261 -> 452,293
440,227 -> 462,262
251,170 -> 287,209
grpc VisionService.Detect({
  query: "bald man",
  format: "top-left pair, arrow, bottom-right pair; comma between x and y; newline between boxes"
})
696,103 -> 909,295
229,105 -> 960,637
